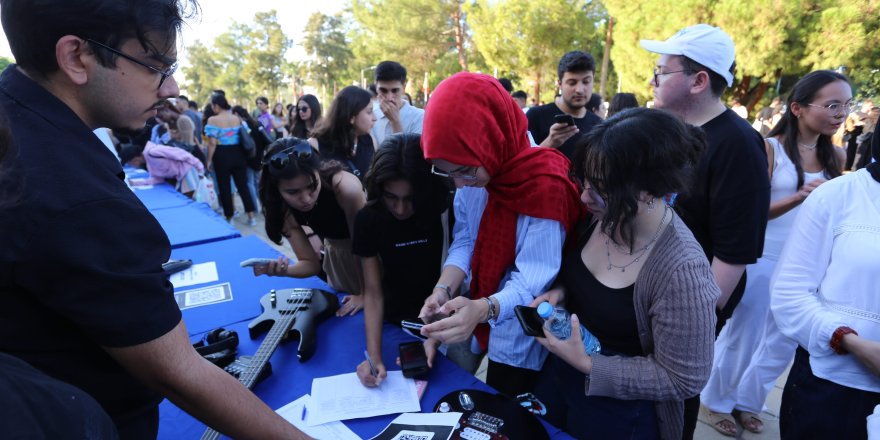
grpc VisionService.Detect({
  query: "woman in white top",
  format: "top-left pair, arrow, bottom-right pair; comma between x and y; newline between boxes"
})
701,70 -> 847,436
771,133 -> 880,439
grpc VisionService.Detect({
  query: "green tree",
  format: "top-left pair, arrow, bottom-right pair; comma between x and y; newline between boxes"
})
468,0 -> 604,102
181,11 -> 292,107
0,56 -> 13,72
303,12 -> 354,104
350,0 -> 470,98
241,11 -> 293,100
603,0 -> 880,110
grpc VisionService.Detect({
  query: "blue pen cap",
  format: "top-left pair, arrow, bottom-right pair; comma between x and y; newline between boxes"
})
537,301 -> 553,319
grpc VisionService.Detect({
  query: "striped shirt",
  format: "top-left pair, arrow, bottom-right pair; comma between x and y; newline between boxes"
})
445,186 -> 565,370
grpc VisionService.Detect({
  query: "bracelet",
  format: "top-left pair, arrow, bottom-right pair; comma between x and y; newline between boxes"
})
831,326 -> 858,354
483,297 -> 496,322
434,284 -> 452,301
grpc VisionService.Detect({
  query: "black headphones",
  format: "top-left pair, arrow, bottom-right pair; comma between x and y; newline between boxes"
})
193,328 -> 239,367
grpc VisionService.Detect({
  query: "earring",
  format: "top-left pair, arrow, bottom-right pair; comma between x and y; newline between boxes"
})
647,198 -> 656,210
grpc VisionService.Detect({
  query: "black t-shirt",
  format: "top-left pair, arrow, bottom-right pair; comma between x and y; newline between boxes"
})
290,183 -> 350,239
677,109 -> 769,269
351,206 -> 444,324
559,221 -> 642,357
0,66 -> 182,433
317,135 -> 375,181
0,353 -> 119,439
527,102 -> 603,162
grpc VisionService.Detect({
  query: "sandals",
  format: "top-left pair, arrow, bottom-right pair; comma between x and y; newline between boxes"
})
735,409 -> 765,434
701,405 -> 737,437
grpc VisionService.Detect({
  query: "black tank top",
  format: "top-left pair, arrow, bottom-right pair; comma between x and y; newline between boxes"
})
559,221 -> 643,357
290,183 -> 349,240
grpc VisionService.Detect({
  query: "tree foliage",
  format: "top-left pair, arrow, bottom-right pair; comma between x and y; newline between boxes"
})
181,10 -> 290,106
349,0 -> 470,100
468,0 -> 605,103
603,0 -> 880,108
0,56 -> 13,72
303,12 -> 354,103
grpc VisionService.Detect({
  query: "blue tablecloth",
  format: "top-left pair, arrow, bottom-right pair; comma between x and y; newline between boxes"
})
150,202 -> 240,249
158,310 -> 573,440
132,183 -> 193,210
172,235 -> 333,336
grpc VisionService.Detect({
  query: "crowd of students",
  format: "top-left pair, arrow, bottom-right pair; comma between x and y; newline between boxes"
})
1,1 -> 879,439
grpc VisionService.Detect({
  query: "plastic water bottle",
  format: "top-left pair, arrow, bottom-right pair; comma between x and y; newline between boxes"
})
536,302 -> 601,355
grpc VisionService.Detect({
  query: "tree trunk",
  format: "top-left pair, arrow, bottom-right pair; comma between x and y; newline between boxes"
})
598,17 -> 614,99
534,69 -> 542,104
452,1 -> 468,71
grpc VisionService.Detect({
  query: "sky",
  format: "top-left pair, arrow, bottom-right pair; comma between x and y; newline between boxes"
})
0,1 -> 347,68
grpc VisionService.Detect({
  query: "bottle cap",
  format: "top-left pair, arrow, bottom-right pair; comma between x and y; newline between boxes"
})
537,301 -> 553,319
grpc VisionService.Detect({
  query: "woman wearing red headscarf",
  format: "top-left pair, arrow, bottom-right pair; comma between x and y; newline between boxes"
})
417,72 -> 583,397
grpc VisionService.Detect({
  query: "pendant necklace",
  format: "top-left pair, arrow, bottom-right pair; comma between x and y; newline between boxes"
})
605,205 -> 669,272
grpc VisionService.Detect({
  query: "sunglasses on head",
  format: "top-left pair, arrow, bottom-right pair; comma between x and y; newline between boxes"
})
263,143 -> 314,170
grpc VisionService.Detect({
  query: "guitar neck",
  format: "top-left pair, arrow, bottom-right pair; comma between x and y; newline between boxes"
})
200,292 -> 308,440
238,313 -> 296,389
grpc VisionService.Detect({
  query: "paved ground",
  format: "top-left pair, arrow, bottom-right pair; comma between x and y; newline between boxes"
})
228,201 -> 786,440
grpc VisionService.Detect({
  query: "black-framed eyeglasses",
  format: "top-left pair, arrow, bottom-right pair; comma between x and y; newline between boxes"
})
575,175 -> 607,209
652,68 -> 693,87
806,101 -> 854,116
431,164 -> 478,181
85,39 -> 177,89
263,143 -> 314,170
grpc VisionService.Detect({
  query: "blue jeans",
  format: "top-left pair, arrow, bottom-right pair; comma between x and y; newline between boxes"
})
534,354 -> 659,439
781,347 -> 880,440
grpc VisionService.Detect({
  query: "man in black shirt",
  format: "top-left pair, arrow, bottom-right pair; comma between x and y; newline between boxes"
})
527,51 -> 603,162
640,24 -> 770,439
0,1 -> 308,438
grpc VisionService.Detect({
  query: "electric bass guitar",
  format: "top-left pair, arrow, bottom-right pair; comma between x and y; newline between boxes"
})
200,288 -> 339,440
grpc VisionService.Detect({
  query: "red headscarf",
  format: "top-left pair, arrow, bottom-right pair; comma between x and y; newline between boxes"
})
422,72 -> 584,349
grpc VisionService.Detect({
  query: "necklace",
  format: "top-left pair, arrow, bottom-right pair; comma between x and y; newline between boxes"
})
605,205 -> 669,272
798,142 -> 817,151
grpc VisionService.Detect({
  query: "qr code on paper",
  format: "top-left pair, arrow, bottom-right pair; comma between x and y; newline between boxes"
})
391,431 -> 434,440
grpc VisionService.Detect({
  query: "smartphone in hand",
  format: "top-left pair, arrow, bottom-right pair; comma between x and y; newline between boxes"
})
554,113 -> 575,126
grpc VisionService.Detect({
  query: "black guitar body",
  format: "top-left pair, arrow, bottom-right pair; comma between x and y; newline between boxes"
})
247,288 -> 339,362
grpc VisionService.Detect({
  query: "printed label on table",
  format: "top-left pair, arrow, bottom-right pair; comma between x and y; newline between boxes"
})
175,282 -> 233,310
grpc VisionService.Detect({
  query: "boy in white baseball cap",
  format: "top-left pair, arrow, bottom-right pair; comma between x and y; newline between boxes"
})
641,24 -> 771,440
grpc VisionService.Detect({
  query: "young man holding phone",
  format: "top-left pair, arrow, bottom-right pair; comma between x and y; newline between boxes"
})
527,51 -> 603,162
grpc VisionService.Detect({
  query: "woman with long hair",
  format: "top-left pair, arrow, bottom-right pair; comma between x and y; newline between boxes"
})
353,133 -> 454,387
271,102 -> 287,140
533,108 -> 718,440
257,138 -> 368,316
204,93 -> 257,225
290,94 -> 322,139
701,70 -> 848,436
309,86 -> 376,180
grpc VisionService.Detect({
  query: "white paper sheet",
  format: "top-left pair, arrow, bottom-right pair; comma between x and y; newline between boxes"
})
276,395 -> 361,440
308,371 -> 420,426
169,262 -> 219,288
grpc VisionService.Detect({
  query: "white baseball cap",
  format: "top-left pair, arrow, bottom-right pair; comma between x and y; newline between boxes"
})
640,24 -> 735,87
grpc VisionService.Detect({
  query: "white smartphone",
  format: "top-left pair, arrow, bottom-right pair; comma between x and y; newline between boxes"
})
239,258 -> 277,268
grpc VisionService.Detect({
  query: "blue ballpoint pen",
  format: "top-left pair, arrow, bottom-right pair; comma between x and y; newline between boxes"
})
364,349 -> 380,386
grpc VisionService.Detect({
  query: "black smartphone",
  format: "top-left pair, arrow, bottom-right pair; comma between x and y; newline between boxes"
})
399,341 -> 429,378
554,113 -> 575,126
514,305 -> 545,337
162,259 -> 193,276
